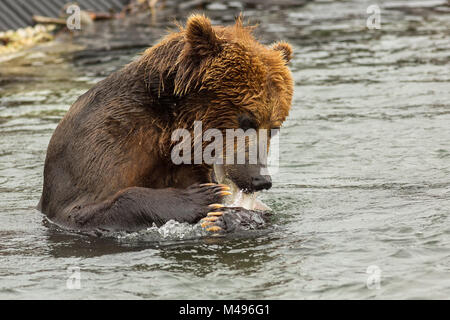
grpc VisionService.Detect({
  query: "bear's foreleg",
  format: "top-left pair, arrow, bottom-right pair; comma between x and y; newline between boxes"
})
55,184 -> 230,232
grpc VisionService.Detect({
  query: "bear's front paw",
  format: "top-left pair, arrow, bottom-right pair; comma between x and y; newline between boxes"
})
200,207 -> 271,234
200,208 -> 226,233
181,183 -> 231,224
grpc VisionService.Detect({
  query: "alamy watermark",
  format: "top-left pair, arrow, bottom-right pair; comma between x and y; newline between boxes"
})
366,265 -> 382,290
171,121 -> 280,175
66,4 -> 81,30
66,266 -> 81,289
366,4 -> 381,30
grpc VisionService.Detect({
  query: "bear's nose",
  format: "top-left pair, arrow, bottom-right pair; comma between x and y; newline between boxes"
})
251,175 -> 272,191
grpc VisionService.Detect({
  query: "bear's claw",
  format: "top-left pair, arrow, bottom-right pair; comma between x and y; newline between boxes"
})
201,216 -> 219,222
207,211 -> 223,217
200,183 -> 229,189
206,226 -> 222,232
216,191 -> 232,196
208,203 -> 224,209
201,221 -> 215,227
200,183 -> 217,187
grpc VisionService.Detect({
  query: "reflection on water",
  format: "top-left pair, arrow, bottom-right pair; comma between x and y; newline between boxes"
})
0,0 -> 449,299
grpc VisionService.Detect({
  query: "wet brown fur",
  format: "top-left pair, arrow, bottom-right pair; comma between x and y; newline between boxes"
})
38,14 -> 293,231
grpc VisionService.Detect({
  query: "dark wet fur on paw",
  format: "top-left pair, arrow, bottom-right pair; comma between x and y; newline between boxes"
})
205,207 -> 272,233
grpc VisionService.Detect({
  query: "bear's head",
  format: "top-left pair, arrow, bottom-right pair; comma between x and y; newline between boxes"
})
145,14 -> 293,198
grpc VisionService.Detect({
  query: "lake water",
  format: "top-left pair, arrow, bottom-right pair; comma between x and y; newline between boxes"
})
0,0 -> 449,299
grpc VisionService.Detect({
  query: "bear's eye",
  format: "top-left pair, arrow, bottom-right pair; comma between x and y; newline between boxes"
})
238,115 -> 258,131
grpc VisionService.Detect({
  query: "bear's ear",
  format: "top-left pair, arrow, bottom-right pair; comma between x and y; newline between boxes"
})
272,41 -> 293,63
185,14 -> 222,57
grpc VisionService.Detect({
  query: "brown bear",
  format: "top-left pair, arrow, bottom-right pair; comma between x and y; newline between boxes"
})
37,14 -> 293,234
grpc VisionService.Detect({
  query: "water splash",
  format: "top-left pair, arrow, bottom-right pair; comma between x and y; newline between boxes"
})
116,220 -> 208,242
